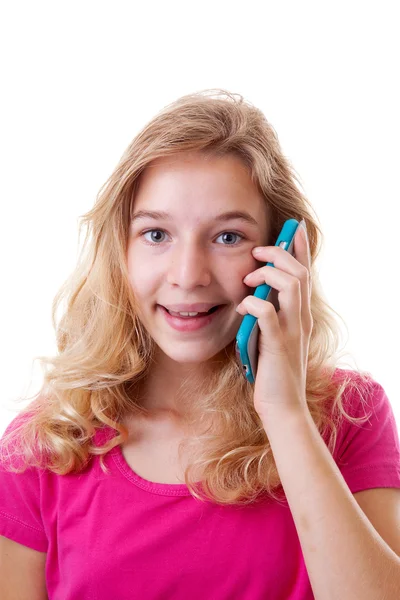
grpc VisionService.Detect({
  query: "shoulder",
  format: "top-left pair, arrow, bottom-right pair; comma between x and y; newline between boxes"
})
329,368 -> 400,493
331,367 -> 395,423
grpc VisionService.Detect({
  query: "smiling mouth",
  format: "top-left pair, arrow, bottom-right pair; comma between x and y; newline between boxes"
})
158,305 -> 228,331
161,305 -> 222,316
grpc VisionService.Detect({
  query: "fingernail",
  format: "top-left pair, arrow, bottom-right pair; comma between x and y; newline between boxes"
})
299,219 -> 308,239
300,220 -> 312,262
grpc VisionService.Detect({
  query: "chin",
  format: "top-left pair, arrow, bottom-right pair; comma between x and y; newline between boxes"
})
160,348 -> 217,364
154,340 -> 229,365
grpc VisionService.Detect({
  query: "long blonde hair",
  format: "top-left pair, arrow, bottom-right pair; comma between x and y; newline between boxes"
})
1,89 -> 375,505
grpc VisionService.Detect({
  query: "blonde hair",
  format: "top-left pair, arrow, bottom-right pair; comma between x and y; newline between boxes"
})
1,89 -> 375,505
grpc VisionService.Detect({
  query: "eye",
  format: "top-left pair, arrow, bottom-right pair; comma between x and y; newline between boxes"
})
141,229 -> 167,244
215,232 -> 244,245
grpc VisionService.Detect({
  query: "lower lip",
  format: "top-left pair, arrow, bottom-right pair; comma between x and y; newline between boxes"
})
158,305 -> 226,332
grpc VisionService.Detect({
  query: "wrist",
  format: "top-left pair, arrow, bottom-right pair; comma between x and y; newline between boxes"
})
258,402 -> 311,432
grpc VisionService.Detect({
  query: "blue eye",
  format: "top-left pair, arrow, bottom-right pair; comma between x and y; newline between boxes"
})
215,232 -> 243,245
142,230 -> 167,244
141,229 -> 244,246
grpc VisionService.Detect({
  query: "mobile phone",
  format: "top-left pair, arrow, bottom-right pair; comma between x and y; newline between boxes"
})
235,218 -> 302,384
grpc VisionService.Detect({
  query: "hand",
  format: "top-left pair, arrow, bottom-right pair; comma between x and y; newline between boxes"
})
235,221 -> 313,421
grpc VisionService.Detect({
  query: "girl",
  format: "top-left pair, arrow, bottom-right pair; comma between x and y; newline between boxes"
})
1,89 -> 400,600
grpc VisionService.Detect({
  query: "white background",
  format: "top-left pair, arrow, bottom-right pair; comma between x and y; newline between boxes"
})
0,1 -> 399,434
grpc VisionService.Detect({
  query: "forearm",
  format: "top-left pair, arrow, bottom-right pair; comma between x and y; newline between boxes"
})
261,406 -> 400,600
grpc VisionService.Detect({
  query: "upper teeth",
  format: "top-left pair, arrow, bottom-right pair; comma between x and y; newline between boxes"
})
170,311 -> 202,317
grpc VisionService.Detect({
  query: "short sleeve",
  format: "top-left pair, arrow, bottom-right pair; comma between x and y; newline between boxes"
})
335,379 -> 400,494
0,417 -> 48,552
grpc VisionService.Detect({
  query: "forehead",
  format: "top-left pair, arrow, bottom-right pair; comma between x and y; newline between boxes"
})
133,152 -> 268,220
137,152 -> 253,188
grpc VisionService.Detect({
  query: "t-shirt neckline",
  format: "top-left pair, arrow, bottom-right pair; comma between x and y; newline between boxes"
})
110,442 -> 193,496
96,424 -> 194,496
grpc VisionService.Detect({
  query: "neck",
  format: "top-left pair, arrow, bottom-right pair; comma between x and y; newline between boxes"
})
133,350 -> 225,418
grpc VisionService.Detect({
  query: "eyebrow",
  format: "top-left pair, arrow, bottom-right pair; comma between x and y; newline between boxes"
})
130,210 -> 259,228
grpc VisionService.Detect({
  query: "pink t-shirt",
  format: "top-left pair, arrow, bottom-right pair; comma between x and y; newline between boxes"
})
1,369 -> 400,600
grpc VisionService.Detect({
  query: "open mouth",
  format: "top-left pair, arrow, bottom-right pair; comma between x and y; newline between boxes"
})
157,304 -> 227,331
162,305 -> 222,317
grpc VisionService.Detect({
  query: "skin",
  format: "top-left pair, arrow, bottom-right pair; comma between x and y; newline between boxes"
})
126,151 -> 270,418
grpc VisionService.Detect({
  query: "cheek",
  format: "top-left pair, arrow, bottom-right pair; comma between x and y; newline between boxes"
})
128,267 -> 155,297
235,256 -> 260,279
127,269 -> 156,323
127,245 -> 153,288
223,258 -> 259,297
127,254 -> 154,298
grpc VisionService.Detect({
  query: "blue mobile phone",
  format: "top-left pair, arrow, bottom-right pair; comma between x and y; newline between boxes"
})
235,218 -> 301,384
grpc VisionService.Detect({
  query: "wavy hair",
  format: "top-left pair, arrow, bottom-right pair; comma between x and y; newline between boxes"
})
0,89 -> 375,505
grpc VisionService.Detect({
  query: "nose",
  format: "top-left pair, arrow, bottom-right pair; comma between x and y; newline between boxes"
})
166,239 -> 212,289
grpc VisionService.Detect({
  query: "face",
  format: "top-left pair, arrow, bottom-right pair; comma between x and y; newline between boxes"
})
126,151 -> 270,368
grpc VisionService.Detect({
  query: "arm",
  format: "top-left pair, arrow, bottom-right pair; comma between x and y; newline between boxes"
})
238,224 -> 400,597
0,536 -> 48,600
262,406 -> 400,600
